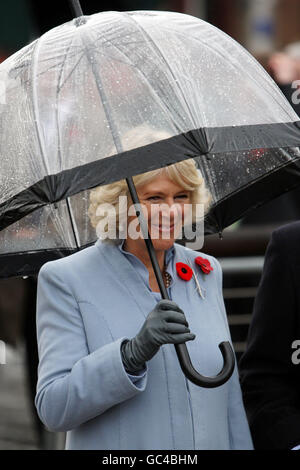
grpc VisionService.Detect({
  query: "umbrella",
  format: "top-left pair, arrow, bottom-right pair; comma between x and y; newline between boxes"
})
1,6 -> 300,386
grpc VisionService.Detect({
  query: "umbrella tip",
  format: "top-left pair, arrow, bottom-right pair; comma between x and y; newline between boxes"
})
74,16 -> 88,27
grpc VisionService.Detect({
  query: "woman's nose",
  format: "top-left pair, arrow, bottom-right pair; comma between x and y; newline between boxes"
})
160,198 -> 182,217
164,197 -> 178,206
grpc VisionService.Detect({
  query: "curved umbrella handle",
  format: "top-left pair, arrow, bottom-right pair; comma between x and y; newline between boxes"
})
126,176 -> 235,388
175,342 -> 235,388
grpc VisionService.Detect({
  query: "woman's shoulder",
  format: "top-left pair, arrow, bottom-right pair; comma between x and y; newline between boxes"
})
38,242 -> 100,279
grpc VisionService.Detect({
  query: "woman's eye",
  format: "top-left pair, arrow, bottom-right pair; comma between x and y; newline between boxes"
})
147,195 -> 188,201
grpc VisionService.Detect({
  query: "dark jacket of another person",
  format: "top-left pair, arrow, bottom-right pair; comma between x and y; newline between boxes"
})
239,221 -> 300,449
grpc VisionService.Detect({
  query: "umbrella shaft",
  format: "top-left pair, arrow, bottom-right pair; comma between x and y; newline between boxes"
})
69,0 -> 84,17
125,176 -> 168,299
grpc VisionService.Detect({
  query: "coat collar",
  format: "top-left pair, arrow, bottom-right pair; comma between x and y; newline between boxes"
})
117,238 -> 175,266
116,238 -> 176,289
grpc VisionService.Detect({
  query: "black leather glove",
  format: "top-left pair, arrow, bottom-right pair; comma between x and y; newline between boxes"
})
121,299 -> 196,374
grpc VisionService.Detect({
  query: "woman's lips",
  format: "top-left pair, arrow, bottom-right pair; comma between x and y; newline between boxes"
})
151,224 -> 175,232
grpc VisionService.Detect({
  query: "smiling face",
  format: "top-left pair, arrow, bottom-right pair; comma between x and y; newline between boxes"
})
127,172 -> 192,252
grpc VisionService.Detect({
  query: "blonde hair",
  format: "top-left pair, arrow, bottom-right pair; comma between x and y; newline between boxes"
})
88,125 -> 212,244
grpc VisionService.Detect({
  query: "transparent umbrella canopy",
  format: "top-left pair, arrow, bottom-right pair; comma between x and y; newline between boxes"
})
2,7 -> 300,389
0,9 -> 300,280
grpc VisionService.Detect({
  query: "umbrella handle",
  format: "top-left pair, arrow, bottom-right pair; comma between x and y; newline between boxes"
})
126,177 -> 235,388
174,342 -> 235,388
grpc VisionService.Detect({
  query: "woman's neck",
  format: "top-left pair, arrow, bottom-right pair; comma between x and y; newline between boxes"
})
122,238 -> 165,273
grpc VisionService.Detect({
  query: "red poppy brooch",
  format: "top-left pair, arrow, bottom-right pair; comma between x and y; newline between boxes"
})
195,256 -> 214,275
176,262 -> 193,281
175,256 -> 213,299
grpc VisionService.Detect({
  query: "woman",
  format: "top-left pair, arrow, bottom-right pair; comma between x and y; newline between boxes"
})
34,157 -> 253,450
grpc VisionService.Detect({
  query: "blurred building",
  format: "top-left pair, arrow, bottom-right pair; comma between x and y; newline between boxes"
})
1,1 -> 300,57
0,1 -> 36,61
203,0 -> 300,60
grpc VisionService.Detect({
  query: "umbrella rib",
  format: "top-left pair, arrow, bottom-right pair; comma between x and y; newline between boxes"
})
197,154 -> 218,204
31,33 -> 82,250
55,32 -> 82,250
31,36 -> 51,177
86,32 -> 183,129
10,46 -> 88,96
57,52 -> 86,93
55,33 -> 78,171
163,25 -> 296,123
81,28 -> 123,153
90,18 -> 191,132
122,12 -> 199,131
8,59 -> 71,93
86,41 -> 183,134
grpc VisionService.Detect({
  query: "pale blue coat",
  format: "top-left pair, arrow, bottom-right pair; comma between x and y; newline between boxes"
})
35,238 -> 253,450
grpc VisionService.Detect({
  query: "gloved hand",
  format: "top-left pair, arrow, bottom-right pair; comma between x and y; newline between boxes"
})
121,299 -> 196,374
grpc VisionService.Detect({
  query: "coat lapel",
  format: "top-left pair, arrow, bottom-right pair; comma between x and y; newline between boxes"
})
95,239 -> 157,320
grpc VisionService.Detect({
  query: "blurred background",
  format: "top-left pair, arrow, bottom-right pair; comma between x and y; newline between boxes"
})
1,0 -> 300,450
